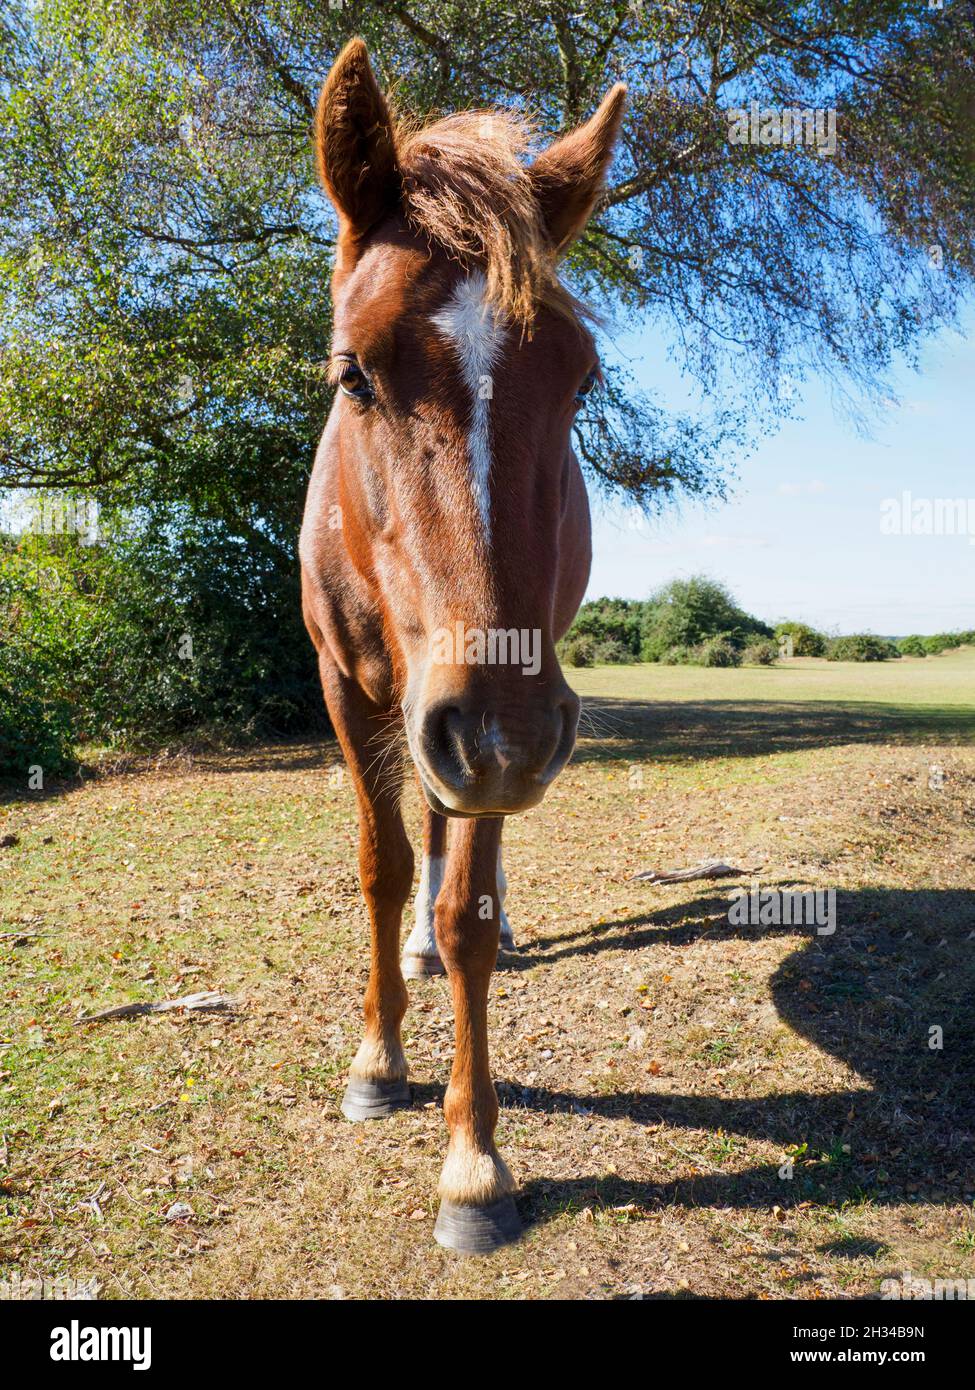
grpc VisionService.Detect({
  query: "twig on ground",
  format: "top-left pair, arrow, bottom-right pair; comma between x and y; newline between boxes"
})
76,991 -> 238,1023
629,860 -> 764,885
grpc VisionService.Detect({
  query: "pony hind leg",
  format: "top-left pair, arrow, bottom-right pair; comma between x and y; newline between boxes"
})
403,811 -> 515,977
496,842 -> 514,951
401,802 -> 448,979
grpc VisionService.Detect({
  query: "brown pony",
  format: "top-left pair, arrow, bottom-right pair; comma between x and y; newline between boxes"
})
300,39 -> 625,1254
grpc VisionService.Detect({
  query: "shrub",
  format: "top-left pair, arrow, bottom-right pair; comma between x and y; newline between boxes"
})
641,576 -> 771,661
0,509 -> 325,768
561,634 -> 597,667
0,643 -> 77,777
774,621 -> 826,657
592,637 -> 638,664
562,598 -> 645,663
698,636 -> 742,667
922,632 -> 962,655
0,544 -> 79,775
826,634 -> 900,662
897,635 -> 928,657
742,638 -> 779,665
659,644 -> 699,665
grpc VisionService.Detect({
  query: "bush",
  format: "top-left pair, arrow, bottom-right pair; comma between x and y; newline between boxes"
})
0,642 -> 77,777
659,644 -> 699,665
658,638 -> 742,667
742,638 -> 779,665
641,576 -> 771,661
0,508 -> 325,770
561,634 -> 597,667
1,543 -> 79,775
897,635 -> 928,657
698,636 -> 742,667
774,621 -> 826,657
826,634 -> 900,662
592,637 -> 638,665
560,598 -> 645,663
922,632 -> 962,655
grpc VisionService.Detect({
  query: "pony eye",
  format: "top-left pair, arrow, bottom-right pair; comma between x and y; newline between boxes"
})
575,368 -> 599,404
338,362 -> 373,401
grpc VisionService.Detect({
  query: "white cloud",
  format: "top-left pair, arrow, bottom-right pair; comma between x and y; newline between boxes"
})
777,479 -> 827,496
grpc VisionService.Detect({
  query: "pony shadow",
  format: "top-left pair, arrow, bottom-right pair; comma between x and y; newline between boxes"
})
499,886 -> 975,1223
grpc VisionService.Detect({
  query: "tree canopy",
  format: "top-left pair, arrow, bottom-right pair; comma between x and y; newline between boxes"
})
1,3 -> 974,767
2,0 -> 974,520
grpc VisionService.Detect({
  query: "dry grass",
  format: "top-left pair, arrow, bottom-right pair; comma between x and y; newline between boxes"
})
2,653 -> 974,1300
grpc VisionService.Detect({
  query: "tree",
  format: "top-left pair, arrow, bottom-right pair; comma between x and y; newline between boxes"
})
3,2 -> 975,511
2,2 -> 974,745
641,575 -> 771,660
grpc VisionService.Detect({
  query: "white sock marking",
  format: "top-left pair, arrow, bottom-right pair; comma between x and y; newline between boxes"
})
431,273 -> 504,539
497,846 -> 514,947
402,849 -> 514,958
403,853 -> 444,959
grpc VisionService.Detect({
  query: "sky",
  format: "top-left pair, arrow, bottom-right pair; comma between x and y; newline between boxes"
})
587,303 -> 975,636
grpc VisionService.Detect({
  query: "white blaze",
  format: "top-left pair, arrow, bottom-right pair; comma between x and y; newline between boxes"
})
431,273 -> 504,539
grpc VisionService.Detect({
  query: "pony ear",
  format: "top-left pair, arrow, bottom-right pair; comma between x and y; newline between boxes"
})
315,38 -> 399,238
529,84 -> 627,253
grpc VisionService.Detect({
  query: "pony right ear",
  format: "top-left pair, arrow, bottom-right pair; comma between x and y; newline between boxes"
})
315,38 -> 399,238
529,83 -> 626,254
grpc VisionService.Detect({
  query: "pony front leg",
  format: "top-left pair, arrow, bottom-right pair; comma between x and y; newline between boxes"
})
433,817 -> 521,1254
342,803 -> 413,1120
320,664 -> 414,1121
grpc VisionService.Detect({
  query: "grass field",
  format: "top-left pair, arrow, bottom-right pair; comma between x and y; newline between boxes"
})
2,651 -> 974,1299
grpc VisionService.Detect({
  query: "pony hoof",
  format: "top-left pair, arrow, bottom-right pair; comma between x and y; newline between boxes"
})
341,1076 -> 411,1121
402,953 -> 446,979
434,1195 -> 522,1255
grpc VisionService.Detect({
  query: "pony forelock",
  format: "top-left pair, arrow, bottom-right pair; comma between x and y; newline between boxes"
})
393,108 -> 583,329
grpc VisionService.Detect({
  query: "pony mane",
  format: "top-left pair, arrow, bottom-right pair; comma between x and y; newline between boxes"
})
394,108 -> 582,329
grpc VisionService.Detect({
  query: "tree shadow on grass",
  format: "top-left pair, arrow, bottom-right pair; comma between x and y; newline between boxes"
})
496,886 -> 975,1227
0,738 -> 337,806
574,697 -> 975,764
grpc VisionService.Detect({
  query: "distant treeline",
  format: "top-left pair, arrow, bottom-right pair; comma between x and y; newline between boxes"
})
557,578 -> 974,668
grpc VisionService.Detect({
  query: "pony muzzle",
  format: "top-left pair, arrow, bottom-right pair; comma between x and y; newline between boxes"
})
412,688 -> 580,817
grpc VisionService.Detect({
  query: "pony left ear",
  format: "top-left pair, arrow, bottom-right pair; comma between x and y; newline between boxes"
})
315,38 -> 399,238
529,84 -> 627,253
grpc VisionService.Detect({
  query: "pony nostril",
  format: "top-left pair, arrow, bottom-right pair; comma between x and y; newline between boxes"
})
420,703 -> 469,787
